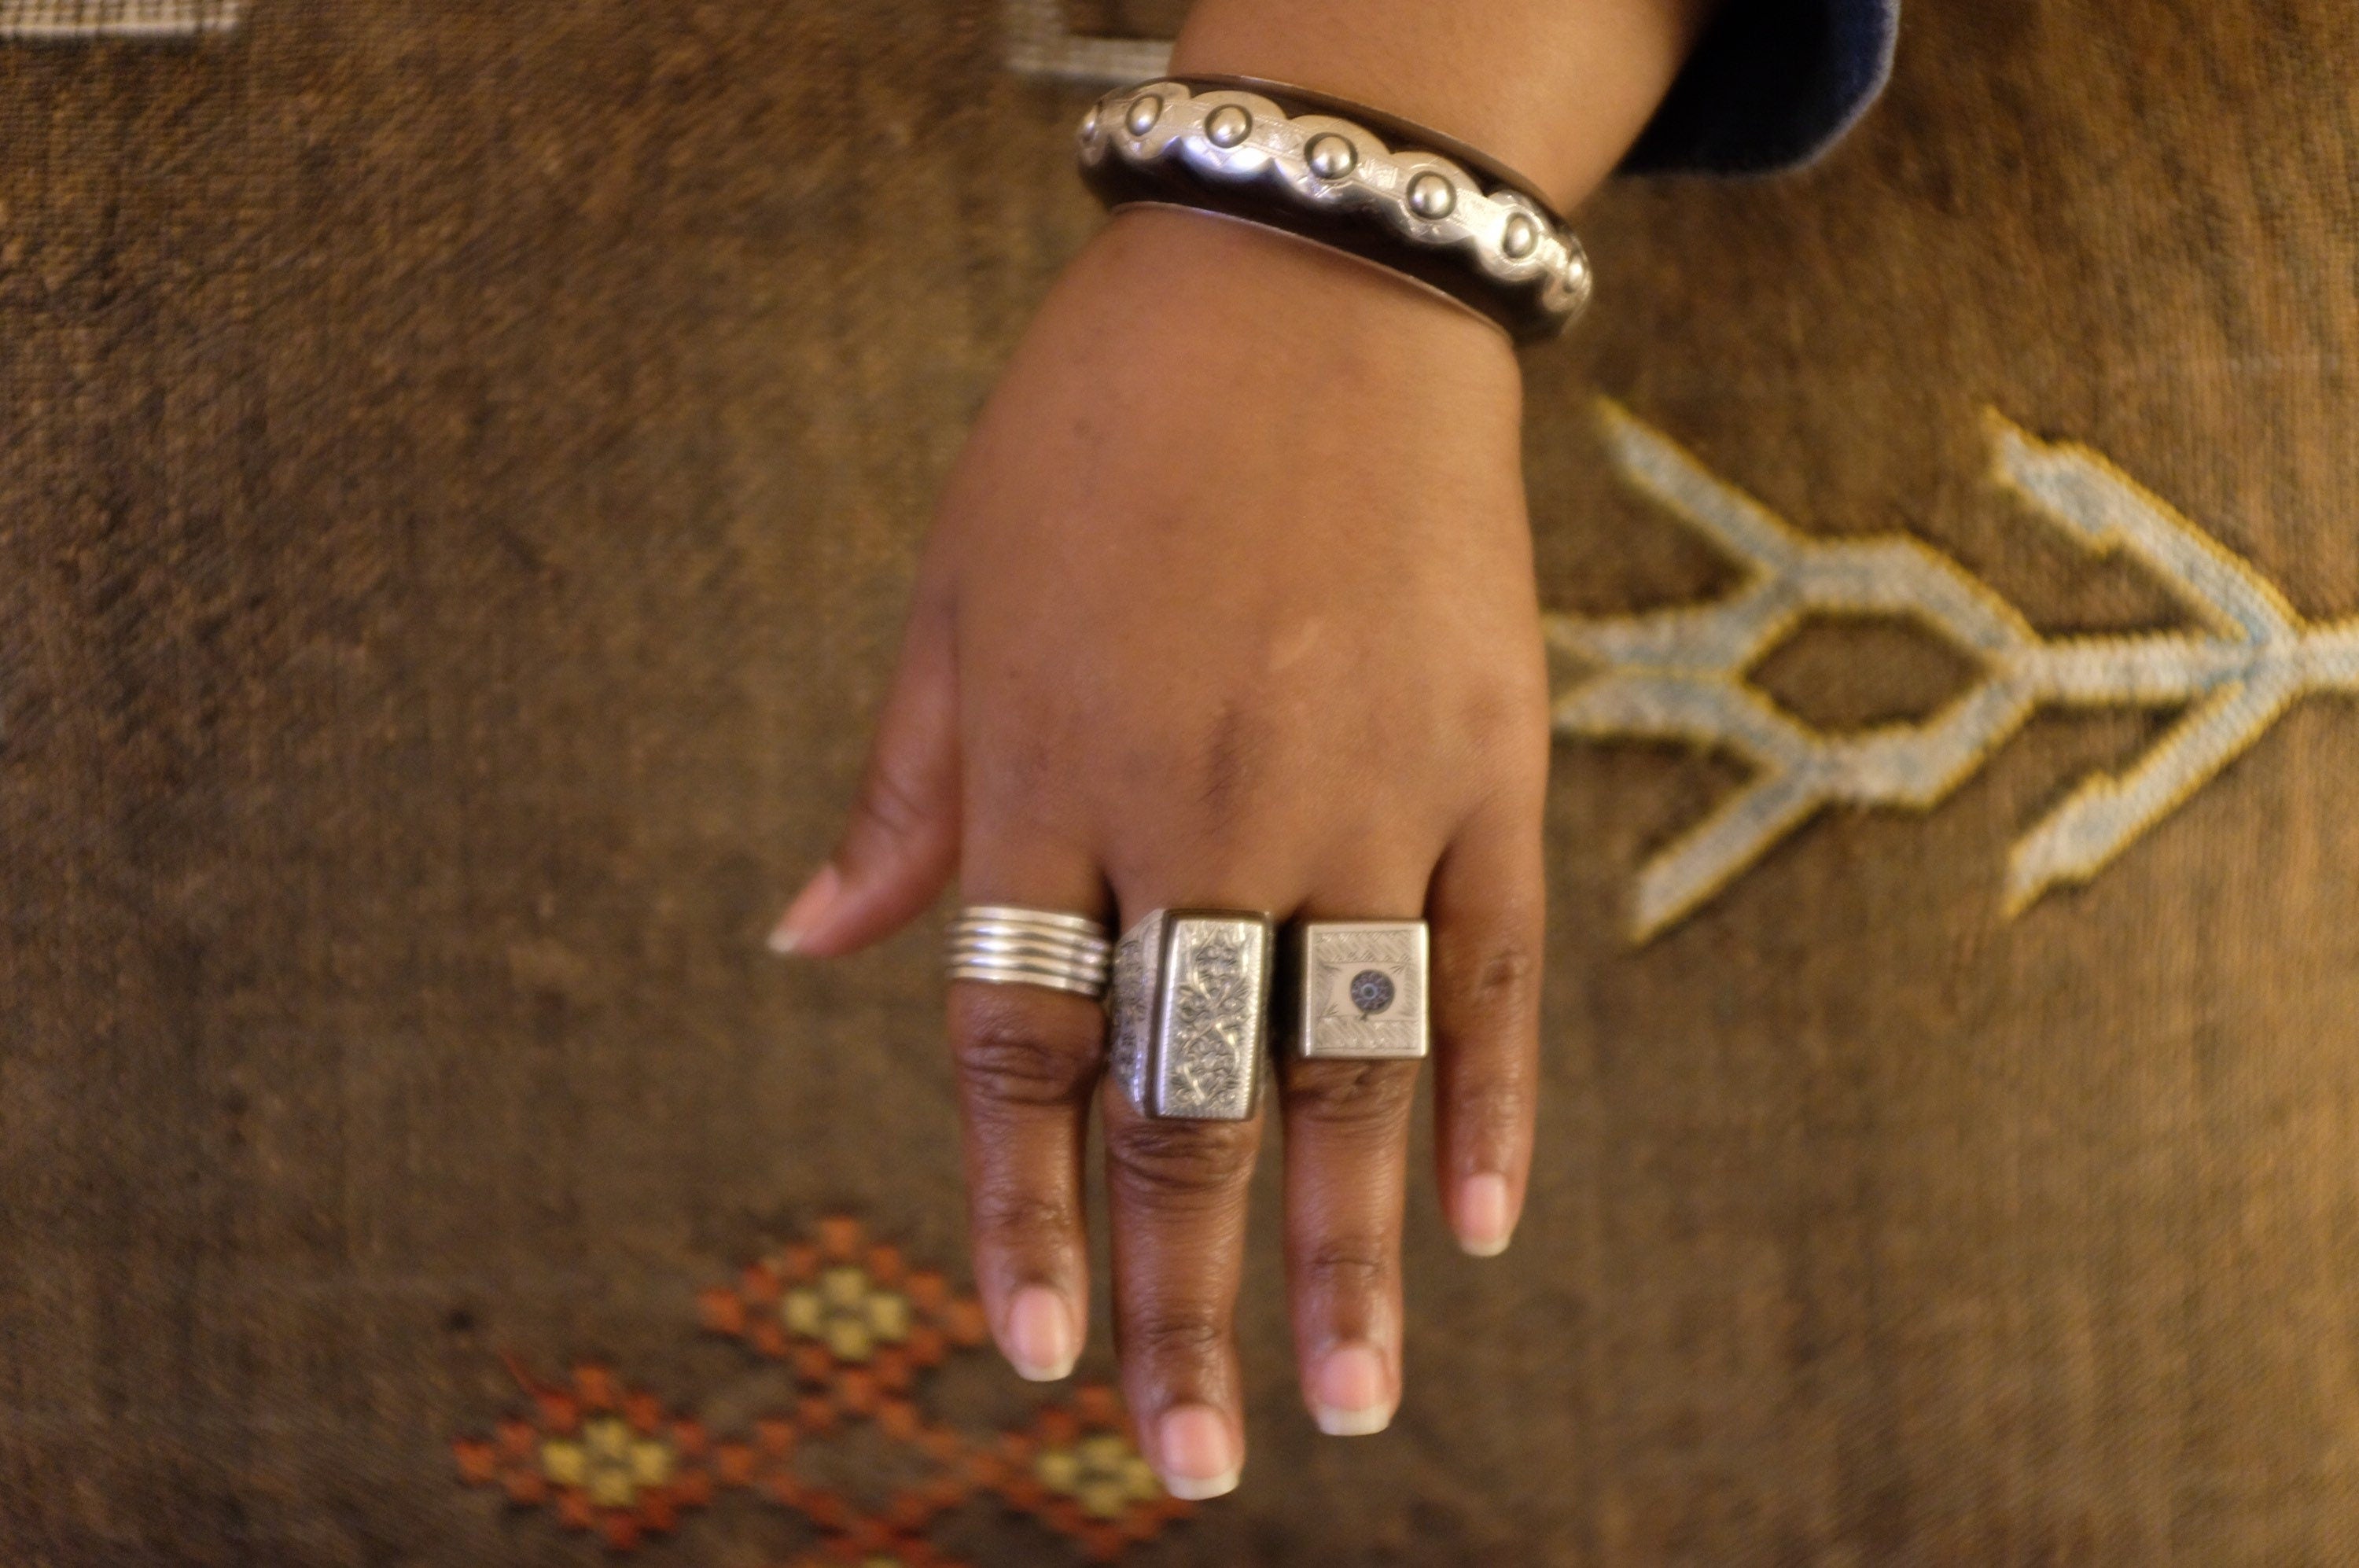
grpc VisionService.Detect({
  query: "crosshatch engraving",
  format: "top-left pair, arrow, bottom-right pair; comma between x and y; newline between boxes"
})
1109,914 -> 1157,1108
1111,911 -> 1266,1118
1301,922 -> 1427,1060
0,0 -> 245,38
1161,922 -> 1259,1117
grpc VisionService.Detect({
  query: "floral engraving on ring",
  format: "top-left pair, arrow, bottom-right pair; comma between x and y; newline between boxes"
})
1165,927 -> 1253,1117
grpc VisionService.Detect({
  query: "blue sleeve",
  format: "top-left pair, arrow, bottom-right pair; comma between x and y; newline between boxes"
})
1620,0 -> 1899,175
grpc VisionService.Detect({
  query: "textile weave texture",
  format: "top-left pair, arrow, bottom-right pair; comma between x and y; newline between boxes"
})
5,1 -> 2359,1563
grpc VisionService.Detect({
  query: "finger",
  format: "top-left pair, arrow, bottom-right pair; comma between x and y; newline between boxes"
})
951,835 -> 1111,1386
1282,1060 -> 1417,1436
1280,882 -> 1429,1437
1103,1080 -> 1263,1499
1429,800 -> 1544,1257
1100,896 -> 1268,1497
771,589 -> 960,956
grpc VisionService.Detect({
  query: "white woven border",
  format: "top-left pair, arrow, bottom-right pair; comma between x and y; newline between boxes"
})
0,0 -> 244,39
1001,0 -> 1168,86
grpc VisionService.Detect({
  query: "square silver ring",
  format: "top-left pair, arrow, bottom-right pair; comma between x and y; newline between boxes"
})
1287,920 -> 1430,1062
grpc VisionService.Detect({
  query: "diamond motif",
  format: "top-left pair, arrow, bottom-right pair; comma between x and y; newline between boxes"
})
453,1215 -> 1191,1560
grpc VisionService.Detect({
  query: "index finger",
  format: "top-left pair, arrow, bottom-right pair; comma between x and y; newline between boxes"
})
948,830 -> 1113,1386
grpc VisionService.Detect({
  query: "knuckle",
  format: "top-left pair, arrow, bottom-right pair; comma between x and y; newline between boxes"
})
1448,1077 -> 1530,1149
1478,942 -> 1537,1001
1128,1309 -> 1225,1365
991,728 -> 1069,826
1285,1061 -> 1419,1135
1460,669 -> 1550,756
951,995 -> 1102,1106
1300,1237 -> 1391,1299
1191,698 -> 1273,821
854,754 -> 937,842
1452,938 -> 1540,1018
1106,1119 -> 1257,1207
970,1185 -> 1077,1250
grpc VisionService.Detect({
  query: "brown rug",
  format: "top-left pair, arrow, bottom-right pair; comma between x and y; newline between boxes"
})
6,0 -> 2359,1562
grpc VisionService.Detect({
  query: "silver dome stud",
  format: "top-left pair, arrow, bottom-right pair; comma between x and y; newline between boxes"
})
1124,94 -> 1164,137
1406,171 -> 1457,220
1205,104 -> 1253,148
1081,104 -> 1102,142
1305,133 -> 1357,179
1500,211 -> 1540,259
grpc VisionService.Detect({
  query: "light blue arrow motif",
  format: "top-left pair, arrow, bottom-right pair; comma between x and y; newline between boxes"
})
1551,402 -> 2359,941
0,2 -> 241,39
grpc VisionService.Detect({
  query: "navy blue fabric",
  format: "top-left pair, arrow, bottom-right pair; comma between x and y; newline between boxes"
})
1622,0 -> 1899,175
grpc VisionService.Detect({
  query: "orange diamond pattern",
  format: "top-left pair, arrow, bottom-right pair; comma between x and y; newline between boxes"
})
452,1215 -> 1191,1562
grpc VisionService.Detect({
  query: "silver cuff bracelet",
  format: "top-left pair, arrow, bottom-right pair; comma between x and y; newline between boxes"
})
1076,75 -> 1592,343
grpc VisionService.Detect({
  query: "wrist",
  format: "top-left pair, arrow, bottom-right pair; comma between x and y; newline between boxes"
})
1078,204 -> 1522,388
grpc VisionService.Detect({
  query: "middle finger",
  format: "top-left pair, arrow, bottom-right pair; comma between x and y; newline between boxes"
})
1101,900 -> 1273,1501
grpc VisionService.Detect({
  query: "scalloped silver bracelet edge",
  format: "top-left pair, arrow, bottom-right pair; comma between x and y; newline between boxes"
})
1076,79 -> 1593,338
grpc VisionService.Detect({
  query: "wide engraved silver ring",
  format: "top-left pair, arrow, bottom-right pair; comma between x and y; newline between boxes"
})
1110,908 -> 1275,1121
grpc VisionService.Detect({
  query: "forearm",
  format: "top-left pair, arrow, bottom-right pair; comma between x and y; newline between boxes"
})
1171,0 -> 1721,211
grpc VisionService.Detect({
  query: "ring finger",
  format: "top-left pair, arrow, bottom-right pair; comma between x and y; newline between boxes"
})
1279,876 -> 1433,1437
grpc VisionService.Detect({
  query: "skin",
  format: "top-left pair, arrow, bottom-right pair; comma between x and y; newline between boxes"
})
775,0 -> 1717,1500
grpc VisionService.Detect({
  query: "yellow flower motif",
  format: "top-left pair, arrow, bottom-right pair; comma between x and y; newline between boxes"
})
781,1263 -> 911,1364
1035,1430 -> 1160,1519
539,1415 -> 675,1508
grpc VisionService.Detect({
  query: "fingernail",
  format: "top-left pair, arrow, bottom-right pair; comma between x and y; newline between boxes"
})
767,865 -> 841,954
1311,1342 -> 1394,1437
1154,1404 -> 1240,1500
1457,1173 -> 1515,1257
1003,1286 -> 1078,1382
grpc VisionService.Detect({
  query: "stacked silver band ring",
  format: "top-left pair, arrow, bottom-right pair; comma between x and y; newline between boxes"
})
944,905 -> 1113,1000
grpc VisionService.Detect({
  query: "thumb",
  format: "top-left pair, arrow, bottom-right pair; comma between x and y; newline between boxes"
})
771,594 -> 959,957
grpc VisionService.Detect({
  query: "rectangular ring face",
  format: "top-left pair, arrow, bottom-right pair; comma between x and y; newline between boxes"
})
1296,922 -> 1430,1061
1112,911 -> 1271,1121
1151,915 -> 1269,1120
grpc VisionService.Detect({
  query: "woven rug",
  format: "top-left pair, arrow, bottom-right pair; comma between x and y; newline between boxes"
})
5,1 -> 2359,1562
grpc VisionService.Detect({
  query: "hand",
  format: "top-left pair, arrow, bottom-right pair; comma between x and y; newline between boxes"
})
772,204 -> 1547,1494
775,0 -> 1717,1493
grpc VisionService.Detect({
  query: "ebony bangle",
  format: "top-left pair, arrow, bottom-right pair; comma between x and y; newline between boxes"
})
1075,75 -> 1592,344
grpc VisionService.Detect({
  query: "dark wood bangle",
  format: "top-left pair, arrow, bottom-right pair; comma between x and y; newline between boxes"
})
1076,75 -> 1592,344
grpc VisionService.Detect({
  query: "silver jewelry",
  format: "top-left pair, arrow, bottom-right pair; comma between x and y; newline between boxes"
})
1289,921 -> 1430,1062
1110,909 -> 1275,1121
1076,76 -> 1591,343
945,906 -> 1113,1000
